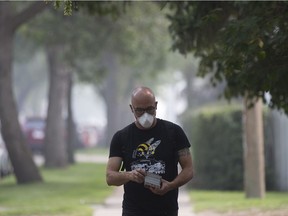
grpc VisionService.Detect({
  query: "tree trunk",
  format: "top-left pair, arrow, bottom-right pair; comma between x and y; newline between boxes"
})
243,97 -> 265,198
99,51 -> 121,147
44,45 -> 68,168
183,65 -> 196,108
0,2 -> 42,183
67,72 -> 76,164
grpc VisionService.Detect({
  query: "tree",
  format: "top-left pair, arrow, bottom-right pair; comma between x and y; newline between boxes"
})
44,43 -> 70,168
69,2 -> 170,146
97,2 -> 169,146
0,1 -> 48,184
20,1 -> 132,165
166,1 -> 288,198
18,8 -> 75,168
167,1 -> 288,113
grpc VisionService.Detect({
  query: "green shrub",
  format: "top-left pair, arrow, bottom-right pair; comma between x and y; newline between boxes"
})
182,104 -> 274,190
188,105 -> 243,190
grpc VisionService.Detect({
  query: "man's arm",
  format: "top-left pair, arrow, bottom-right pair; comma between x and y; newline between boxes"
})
169,147 -> 194,189
106,156 -> 146,186
149,147 -> 193,195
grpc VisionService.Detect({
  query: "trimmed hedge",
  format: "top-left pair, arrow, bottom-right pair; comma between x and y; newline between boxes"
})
181,104 -> 273,190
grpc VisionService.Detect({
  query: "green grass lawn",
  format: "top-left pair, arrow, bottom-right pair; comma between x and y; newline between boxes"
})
190,189 -> 288,213
0,163 -> 113,216
3,151 -> 288,216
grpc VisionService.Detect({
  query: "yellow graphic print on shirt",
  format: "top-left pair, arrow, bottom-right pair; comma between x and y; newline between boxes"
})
131,138 -> 165,175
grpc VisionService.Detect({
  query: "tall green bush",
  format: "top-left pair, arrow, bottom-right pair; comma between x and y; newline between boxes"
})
182,104 -> 274,190
187,105 -> 243,190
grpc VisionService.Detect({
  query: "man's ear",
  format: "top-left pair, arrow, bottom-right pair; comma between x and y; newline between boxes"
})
155,101 -> 158,110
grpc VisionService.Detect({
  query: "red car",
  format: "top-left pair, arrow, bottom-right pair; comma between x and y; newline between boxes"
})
22,117 -> 45,153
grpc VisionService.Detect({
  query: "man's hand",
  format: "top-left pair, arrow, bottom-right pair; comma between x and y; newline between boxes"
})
128,169 -> 146,184
107,157 -> 146,186
147,179 -> 172,196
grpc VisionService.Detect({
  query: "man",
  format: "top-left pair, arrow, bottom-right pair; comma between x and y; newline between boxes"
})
106,86 -> 193,216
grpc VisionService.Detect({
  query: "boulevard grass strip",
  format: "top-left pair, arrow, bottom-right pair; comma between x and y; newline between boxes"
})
190,190 -> 288,213
0,163 -> 113,216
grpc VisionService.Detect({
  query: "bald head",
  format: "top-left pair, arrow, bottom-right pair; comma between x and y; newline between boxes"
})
131,87 -> 156,106
130,87 -> 158,128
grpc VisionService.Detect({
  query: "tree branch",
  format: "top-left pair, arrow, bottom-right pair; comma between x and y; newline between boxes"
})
12,2 -> 49,31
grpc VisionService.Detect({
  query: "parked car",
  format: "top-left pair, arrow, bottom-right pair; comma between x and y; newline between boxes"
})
22,116 -> 84,153
22,117 -> 45,153
0,136 -> 13,178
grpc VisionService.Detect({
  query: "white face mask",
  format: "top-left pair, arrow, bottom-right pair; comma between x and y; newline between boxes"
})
138,113 -> 154,129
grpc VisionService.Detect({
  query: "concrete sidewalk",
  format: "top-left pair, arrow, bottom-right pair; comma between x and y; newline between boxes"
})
34,154 -> 195,215
92,186 -> 196,216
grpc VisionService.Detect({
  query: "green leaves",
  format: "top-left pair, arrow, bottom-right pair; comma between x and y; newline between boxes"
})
167,1 -> 288,114
48,0 -> 73,15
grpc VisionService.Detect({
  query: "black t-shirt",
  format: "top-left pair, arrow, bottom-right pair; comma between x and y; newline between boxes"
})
109,119 -> 191,214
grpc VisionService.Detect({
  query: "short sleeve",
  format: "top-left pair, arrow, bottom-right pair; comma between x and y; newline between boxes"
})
108,131 -> 124,158
174,124 -> 191,151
